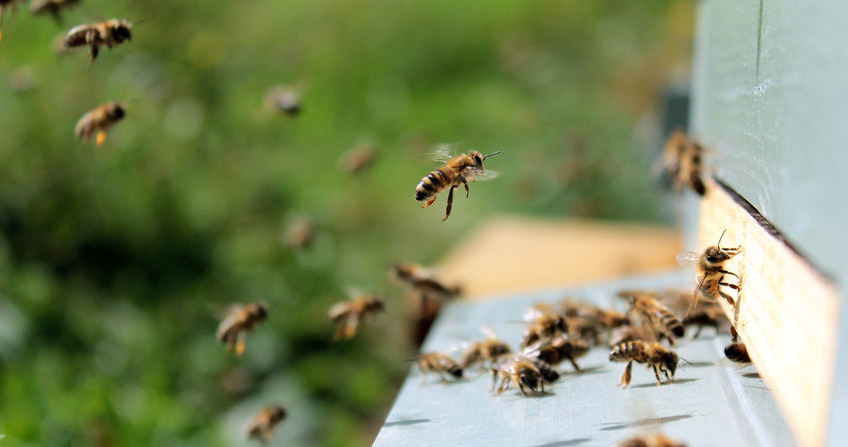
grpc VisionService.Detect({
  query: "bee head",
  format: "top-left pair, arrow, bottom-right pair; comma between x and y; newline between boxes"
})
661,351 -> 680,377
490,342 -> 510,357
369,295 -> 386,312
450,367 -> 464,379
251,302 -> 269,320
705,246 -> 731,264
115,21 -> 132,41
109,102 -> 126,120
469,150 -> 484,167
518,366 -> 542,390
269,405 -> 287,422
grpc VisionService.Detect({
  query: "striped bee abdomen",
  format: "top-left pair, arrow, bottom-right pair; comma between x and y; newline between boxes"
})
415,168 -> 451,201
609,341 -> 644,362
656,309 -> 685,338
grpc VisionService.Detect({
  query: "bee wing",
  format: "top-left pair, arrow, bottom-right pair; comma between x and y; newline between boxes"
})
676,251 -> 701,265
462,167 -> 499,182
430,145 -> 455,164
327,301 -> 350,320
481,325 -> 499,339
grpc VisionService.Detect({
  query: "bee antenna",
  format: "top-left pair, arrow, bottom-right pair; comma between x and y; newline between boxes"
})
482,151 -> 502,161
679,357 -> 695,366
716,229 -> 727,247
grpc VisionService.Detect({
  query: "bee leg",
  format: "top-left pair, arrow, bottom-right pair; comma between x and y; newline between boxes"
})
422,196 -> 437,208
718,269 -> 740,279
568,356 -> 581,372
720,281 -> 741,291
442,186 -> 456,222
462,178 -> 469,198
235,335 -> 246,356
719,291 -> 736,306
653,365 -> 662,385
619,361 -> 632,388
89,44 -> 99,63
693,325 -> 704,339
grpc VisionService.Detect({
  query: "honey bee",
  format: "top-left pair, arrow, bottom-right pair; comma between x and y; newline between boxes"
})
619,291 -> 685,345
216,302 -> 268,356
679,230 -> 742,314
616,433 -> 688,447
63,19 -> 132,63
656,131 -> 706,196
417,352 -> 463,382
460,331 -> 511,369
245,405 -> 286,444
392,263 -> 461,301
327,294 -> 384,340
415,149 -> 501,221
284,217 -> 315,249
339,142 -> 377,175
74,101 -> 126,145
520,313 -> 567,348
491,356 -> 551,396
30,0 -> 79,23
265,86 -> 300,116
522,335 -> 589,371
0,0 -> 26,44
609,340 -> 680,388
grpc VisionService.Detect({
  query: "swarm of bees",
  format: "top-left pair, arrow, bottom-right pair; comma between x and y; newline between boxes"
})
415,149 -> 501,221
63,19 -> 132,63
327,294 -> 385,340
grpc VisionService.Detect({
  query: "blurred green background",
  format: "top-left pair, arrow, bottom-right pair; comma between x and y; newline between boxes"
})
0,1 -> 693,445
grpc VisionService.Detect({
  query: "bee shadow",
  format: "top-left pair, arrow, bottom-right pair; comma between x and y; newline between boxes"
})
682,361 -> 713,368
742,372 -> 760,379
597,413 -> 694,431
502,390 -> 558,401
383,418 -> 431,428
524,437 -> 593,447
628,378 -> 699,389
562,365 -> 606,376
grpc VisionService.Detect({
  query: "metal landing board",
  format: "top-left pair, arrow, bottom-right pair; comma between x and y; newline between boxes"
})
373,271 -> 793,447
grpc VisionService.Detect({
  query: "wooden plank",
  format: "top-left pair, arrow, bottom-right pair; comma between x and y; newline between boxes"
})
437,217 -> 681,299
373,272 -> 793,447
696,177 -> 839,447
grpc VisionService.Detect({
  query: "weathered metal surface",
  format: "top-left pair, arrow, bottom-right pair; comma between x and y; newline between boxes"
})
373,273 -> 791,447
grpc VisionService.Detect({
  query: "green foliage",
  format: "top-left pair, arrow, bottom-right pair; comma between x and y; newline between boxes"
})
0,0 -> 690,445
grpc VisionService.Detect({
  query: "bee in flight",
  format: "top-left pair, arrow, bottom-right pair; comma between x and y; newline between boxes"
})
678,230 -> 742,316
63,19 -> 132,63
216,302 -> 268,356
74,101 -> 126,145
29,0 -> 80,23
656,130 -> 706,196
609,340 -> 680,388
415,148 -> 501,221
245,405 -> 287,444
265,86 -> 301,116
339,142 -> 377,175
0,0 -> 26,44
327,294 -> 384,340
